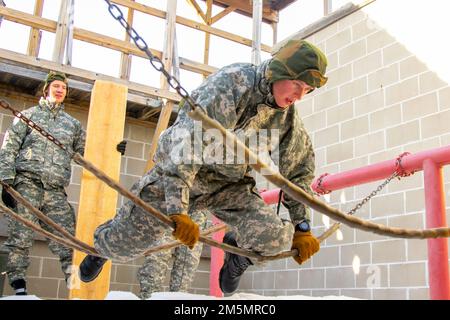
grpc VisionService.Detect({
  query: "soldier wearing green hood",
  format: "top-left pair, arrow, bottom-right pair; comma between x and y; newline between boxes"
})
0,71 -> 126,295
79,40 -> 328,295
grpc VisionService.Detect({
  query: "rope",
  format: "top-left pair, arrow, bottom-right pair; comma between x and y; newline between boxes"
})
188,108 -> 450,240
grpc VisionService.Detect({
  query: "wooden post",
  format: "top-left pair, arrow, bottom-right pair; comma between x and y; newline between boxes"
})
53,0 -> 69,63
324,0 -> 333,15
144,0 -> 177,172
27,0 -> 44,57
252,0 -> 262,65
64,0 -> 74,65
203,0 -> 212,68
271,21 -> 278,47
172,31 -> 180,81
119,0 -> 135,80
0,0 -> 5,28
69,81 -> 127,300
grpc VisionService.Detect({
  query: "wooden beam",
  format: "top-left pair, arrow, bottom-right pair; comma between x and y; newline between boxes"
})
203,0 -> 212,68
251,0 -> 262,65
324,0 -> 333,15
201,0 -> 279,24
210,5 -> 236,24
119,0 -> 135,80
271,21 -> 278,46
53,0 -> 70,63
0,60 -> 164,108
27,0 -> 44,57
65,0 -> 75,65
70,80 -> 127,300
0,84 -> 157,129
145,0 -> 177,172
186,0 -> 207,23
0,0 -> 5,27
0,47 -> 181,102
0,6 -> 216,76
109,0 -> 272,52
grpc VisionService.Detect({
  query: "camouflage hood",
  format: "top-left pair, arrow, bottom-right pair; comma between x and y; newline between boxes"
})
43,71 -> 69,96
266,40 -> 328,89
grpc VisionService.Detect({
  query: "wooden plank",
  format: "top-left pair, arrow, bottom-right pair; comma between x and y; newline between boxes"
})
145,0 -> 177,172
0,60 -> 165,109
119,0 -> 135,80
65,0 -> 75,65
186,0 -> 207,23
69,80 -> 127,300
271,21 -> 278,46
251,0 -> 262,65
202,0 -> 279,23
203,0 -> 212,68
53,0 -> 69,63
0,0 -> 5,27
0,47 -> 181,102
0,84 -> 157,129
210,5 -> 236,24
27,0 -> 44,57
109,0 -> 272,52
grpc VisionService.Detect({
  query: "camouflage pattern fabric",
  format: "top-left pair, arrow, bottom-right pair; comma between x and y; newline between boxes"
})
137,209 -> 208,300
0,98 -> 85,284
267,40 -> 328,88
93,47 -> 321,263
3,173 -> 76,283
0,98 -> 86,188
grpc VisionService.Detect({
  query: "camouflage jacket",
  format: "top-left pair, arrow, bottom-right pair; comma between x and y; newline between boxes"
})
0,98 -> 86,188
154,60 -> 315,225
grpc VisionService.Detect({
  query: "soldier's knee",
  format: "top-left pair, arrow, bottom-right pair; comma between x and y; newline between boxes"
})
251,222 -> 294,256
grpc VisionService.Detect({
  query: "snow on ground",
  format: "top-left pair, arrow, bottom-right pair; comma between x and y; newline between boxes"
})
0,291 -> 358,300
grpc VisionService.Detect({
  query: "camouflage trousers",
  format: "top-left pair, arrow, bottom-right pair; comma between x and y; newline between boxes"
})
4,173 -> 76,284
94,165 -> 294,264
137,209 -> 208,300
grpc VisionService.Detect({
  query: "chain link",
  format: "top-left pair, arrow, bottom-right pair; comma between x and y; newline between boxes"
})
346,171 -> 398,216
104,0 -> 197,111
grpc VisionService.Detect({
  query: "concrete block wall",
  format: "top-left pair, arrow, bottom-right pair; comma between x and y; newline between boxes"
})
252,2 -> 450,299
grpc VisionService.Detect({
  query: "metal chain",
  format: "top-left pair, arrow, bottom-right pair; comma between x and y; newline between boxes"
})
104,0 -> 198,112
346,171 -> 398,215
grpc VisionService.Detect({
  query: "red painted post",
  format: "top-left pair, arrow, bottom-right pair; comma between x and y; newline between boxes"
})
209,216 -> 225,297
423,159 -> 450,300
209,189 -> 280,296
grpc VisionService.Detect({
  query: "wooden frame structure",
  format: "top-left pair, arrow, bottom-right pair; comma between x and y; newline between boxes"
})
0,0 -> 300,168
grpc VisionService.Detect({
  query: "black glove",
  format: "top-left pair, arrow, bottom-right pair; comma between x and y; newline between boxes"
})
116,140 -> 127,156
1,180 -> 17,209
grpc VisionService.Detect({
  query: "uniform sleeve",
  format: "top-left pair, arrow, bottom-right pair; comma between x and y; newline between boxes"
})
73,124 -> 86,156
276,108 -> 315,225
0,112 -> 31,181
160,66 -> 252,215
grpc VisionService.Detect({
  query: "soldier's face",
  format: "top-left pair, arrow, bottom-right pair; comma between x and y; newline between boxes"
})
47,80 -> 67,104
272,79 -> 313,109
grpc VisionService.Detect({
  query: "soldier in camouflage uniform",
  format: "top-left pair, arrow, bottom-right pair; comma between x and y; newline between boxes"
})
0,71 -> 126,295
80,40 -> 328,294
137,209 -> 209,299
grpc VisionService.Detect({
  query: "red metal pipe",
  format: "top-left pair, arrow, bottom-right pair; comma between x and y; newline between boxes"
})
309,145 -> 450,300
209,188 -> 281,296
311,144 -> 450,193
423,159 -> 450,300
